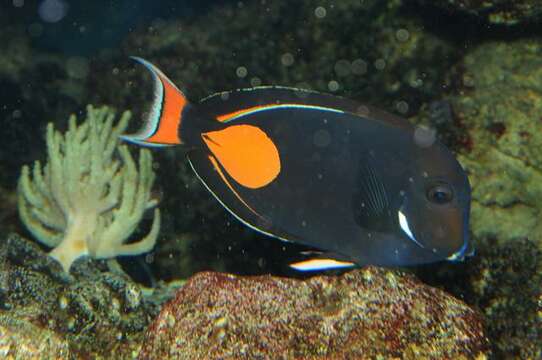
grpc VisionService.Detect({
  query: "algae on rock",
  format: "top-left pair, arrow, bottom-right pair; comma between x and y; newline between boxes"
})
416,0 -> 542,25
440,40 -> 542,248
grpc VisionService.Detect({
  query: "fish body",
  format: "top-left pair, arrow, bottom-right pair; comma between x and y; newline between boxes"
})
123,57 -> 472,269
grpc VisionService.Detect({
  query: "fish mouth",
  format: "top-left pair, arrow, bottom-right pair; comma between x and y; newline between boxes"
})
446,238 -> 473,262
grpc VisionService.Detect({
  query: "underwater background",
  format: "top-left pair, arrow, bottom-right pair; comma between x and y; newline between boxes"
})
0,0 -> 541,358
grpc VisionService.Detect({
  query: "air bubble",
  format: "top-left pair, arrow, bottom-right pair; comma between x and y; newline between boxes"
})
281,53 -> 294,66
396,29 -> 410,42
250,77 -> 262,87
396,100 -> 409,114
414,126 -> 437,148
66,56 -> 89,79
334,59 -> 351,77
351,59 -> 367,75
356,105 -> 370,117
313,129 -> 331,148
236,66 -> 248,78
314,6 -> 326,18
374,58 -> 386,70
38,0 -> 68,23
28,23 -> 43,37
328,80 -> 339,92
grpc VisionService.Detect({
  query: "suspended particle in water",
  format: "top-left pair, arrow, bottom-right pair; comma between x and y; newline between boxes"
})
314,6 -> 326,18
281,53 -> 294,66
396,29 -> 410,42
328,80 -> 339,92
38,0 -> 68,23
250,77 -> 262,87
313,129 -> 331,148
395,100 -> 409,114
351,59 -> 367,75
13,0 -> 24,7
28,23 -> 43,37
12,109 -> 22,118
414,126 -> 437,148
66,56 -> 89,79
334,59 -> 351,77
236,66 -> 248,78
374,58 -> 386,70
356,105 -> 370,117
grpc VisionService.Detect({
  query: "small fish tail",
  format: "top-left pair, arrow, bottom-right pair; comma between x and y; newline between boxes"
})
120,56 -> 190,147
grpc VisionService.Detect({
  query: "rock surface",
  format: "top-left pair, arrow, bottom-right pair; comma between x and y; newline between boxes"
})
446,238 -> 541,358
140,267 -> 489,359
0,233 -> 174,359
417,0 -> 542,25
447,40 -> 542,249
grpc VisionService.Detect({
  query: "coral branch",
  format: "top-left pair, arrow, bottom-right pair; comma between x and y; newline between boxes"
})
18,105 -> 160,272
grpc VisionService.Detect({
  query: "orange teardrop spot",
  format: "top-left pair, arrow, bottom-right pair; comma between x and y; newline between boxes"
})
202,125 -> 281,189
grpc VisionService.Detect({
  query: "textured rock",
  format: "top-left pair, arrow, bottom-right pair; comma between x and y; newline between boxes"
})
412,38 -> 542,358
140,268 -> 489,359
416,237 -> 542,358
0,233 -> 174,359
417,0 -> 542,25
442,40 -> 542,249
0,310 -> 71,359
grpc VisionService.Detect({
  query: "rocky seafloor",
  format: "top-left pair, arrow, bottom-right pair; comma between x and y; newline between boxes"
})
0,0 -> 541,358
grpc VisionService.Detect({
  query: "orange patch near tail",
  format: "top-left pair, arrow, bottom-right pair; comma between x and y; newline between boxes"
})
202,125 -> 281,189
146,72 -> 187,145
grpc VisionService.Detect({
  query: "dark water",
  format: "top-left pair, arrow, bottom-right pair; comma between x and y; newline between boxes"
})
1,0 -> 541,358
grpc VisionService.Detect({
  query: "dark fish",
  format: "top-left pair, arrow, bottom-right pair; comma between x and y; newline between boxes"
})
122,57 -> 472,270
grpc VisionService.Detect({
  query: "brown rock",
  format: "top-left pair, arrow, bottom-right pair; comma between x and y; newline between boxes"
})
0,309 -> 71,359
140,267 -> 489,359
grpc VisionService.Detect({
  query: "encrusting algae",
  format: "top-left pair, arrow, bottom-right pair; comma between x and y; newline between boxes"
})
17,105 -> 160,272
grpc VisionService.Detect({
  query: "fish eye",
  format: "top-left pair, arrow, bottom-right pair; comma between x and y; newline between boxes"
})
426,182 -> 454,204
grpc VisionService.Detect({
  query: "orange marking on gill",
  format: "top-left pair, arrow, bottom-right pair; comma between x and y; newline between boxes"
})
207,155 -> 261,217
147,74 -> 186,144
202,124 -> 281,189
216,104 -> 279,122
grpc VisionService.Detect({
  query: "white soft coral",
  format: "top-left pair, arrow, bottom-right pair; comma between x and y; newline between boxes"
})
18,105 -> 160,272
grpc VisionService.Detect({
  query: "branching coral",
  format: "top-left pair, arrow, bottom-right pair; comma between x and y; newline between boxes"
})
18,105 -> 160,272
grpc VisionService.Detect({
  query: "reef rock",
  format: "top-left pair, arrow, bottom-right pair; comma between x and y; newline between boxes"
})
0,233 -> 169,359
445,40 -> 542,249
417,0 -> 541,25
140,267 -> 489,359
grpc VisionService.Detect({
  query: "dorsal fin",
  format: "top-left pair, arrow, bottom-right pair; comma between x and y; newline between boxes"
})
198,86 -> 411,130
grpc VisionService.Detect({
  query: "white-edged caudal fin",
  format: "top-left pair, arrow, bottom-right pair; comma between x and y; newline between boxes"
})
120,56 -> 188,147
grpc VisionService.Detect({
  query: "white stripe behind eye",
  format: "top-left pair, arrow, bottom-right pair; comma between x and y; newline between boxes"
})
398,210 -> 424,248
